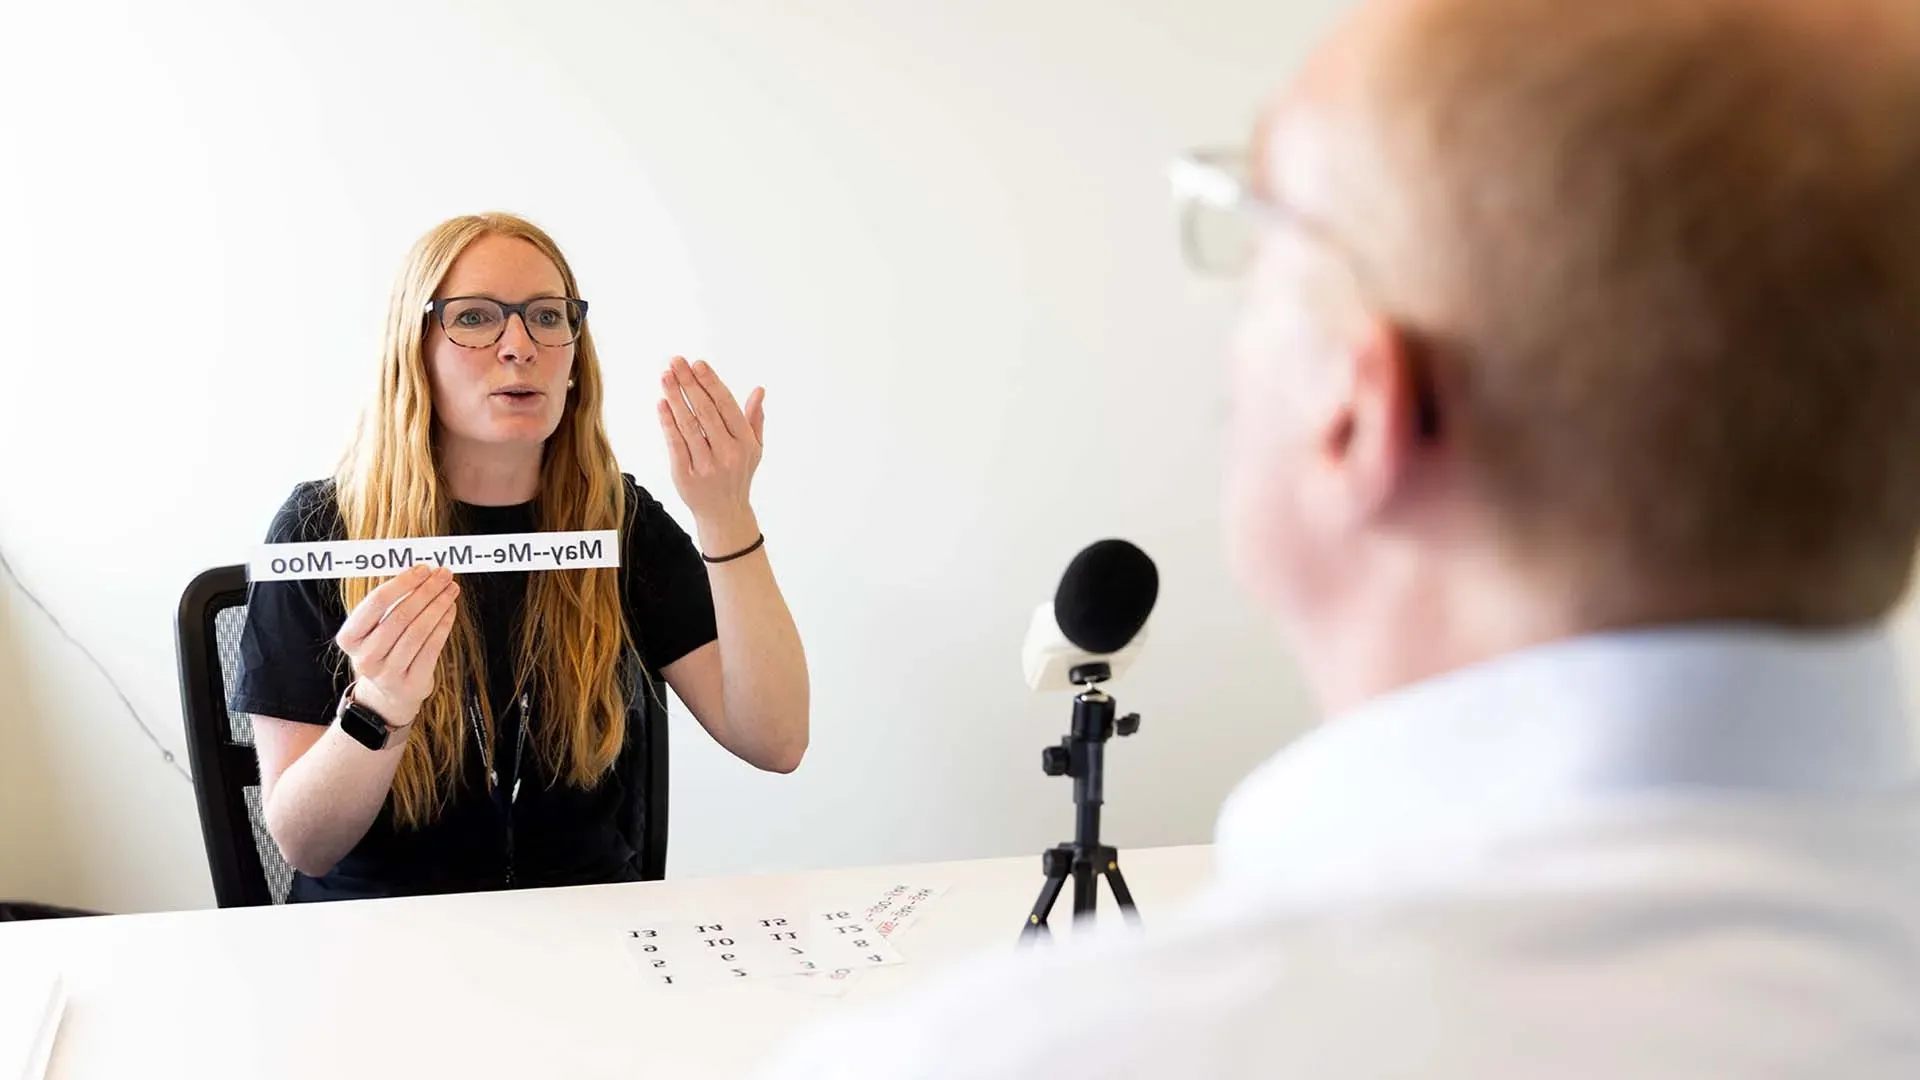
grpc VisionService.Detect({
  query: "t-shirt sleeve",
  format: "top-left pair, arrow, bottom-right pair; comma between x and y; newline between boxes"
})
228,482 -> 351,725
623,477 -> 719,673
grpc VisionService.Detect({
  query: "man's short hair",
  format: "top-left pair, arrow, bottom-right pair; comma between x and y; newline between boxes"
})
1368,0 -> 1920,620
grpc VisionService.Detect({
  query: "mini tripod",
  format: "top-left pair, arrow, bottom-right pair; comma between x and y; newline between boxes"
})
1021,661 -> 1142,942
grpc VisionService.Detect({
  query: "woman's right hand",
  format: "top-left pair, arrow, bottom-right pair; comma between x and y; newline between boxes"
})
333,564 -> 461,726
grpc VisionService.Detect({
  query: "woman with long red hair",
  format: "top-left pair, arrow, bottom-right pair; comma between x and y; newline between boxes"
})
231,212 -> 808,901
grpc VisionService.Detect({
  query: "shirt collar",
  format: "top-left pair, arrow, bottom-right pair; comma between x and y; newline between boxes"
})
1211,622 -> 1918,902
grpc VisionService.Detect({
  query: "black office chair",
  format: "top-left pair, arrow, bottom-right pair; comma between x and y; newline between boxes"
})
0,901 -> 101,921
174,565 -> 669,907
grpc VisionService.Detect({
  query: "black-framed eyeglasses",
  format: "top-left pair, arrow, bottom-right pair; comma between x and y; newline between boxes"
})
425,296 -> 590,349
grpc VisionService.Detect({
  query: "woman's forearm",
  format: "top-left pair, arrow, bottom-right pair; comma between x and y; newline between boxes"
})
258,715 -> 411,876
257,565 -> 458,876
700,515 -> 810,771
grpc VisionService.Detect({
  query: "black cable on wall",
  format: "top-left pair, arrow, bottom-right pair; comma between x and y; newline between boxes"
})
0,545 -> 192,783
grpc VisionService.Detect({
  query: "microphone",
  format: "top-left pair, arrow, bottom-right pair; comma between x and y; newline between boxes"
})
1016,538 -> 1159,941
1021,540 -> 1159,692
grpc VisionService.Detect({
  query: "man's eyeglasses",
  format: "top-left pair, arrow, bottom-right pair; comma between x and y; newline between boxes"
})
1167,147 -> 1381,300
1167,149 -> 1283,278
425,296 -> 590,349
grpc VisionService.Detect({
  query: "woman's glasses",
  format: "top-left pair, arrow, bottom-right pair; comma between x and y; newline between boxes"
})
425,296 -> 589,348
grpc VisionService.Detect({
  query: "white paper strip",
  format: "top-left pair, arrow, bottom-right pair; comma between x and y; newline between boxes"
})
248,530 -> 620,582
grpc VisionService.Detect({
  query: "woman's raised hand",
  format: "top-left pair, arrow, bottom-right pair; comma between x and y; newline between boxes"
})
658,355 -> 766,550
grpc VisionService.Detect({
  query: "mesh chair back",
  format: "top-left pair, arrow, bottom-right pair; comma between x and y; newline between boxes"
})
175,565 -> 293,906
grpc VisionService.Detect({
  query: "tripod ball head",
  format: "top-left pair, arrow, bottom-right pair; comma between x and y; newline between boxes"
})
1068,661 -> 1112,687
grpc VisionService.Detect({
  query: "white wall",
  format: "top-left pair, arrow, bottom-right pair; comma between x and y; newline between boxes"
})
0,584 -> 79,907
0,0 -> 1353,913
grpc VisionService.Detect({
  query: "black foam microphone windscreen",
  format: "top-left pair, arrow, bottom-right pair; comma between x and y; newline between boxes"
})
1053,539 -> 1159,654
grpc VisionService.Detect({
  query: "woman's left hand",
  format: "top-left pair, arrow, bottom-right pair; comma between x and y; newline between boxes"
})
658,355 -> 766,550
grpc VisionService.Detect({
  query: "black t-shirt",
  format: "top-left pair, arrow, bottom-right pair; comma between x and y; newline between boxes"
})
229,474 -> 717,902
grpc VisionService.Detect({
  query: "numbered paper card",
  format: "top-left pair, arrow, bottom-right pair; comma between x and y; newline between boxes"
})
625,909 -> 904,989
777,884 -> 949,998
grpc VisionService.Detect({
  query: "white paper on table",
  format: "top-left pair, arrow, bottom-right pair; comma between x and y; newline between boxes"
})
777,884 -> 949,998
864,884 -> 947,940
0,970 -> 65,1080
624,908 -> 905,990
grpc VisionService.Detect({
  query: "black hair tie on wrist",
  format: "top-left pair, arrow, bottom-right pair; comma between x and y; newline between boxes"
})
702,534 -> 766,564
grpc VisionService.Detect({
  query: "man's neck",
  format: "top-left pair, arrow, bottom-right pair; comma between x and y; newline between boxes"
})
1301,524 -> 1898,717
439,436 -> 543,506
1306,558 -> 1597,716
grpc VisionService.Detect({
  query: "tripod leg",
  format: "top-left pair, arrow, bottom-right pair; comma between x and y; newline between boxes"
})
1022,864 -> 1069,942
1104,858 -> 1142,925
1071,851 -> 1098,920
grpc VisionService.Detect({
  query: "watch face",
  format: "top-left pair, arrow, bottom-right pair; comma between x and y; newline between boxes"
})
339,703 -> 387,751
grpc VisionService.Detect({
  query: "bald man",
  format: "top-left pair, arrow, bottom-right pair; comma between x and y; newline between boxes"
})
758,0 -> 1920,1075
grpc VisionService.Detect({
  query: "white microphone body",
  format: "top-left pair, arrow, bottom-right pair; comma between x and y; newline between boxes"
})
1021,601 -> 1147,692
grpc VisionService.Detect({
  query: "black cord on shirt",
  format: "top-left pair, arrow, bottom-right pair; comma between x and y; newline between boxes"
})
0,544 -> 193,783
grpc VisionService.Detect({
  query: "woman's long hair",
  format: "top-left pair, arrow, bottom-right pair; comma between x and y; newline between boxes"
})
334,212 -> 633,829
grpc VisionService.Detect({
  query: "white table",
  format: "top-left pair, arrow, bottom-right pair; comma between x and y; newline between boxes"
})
0,845 -> 1213,1078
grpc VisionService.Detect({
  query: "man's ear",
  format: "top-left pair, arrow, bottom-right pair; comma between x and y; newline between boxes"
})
1405,327 -> 1443,442
1328,318 -> 1426,517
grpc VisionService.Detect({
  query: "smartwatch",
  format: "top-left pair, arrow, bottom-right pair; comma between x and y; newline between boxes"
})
336,686 -> 405,751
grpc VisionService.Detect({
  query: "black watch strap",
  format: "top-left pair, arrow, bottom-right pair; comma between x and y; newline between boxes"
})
336,688 -> 399,751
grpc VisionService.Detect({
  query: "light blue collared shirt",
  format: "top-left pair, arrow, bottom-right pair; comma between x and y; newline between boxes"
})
1213,622 -> 1919,906
760,624 -> 1920,1079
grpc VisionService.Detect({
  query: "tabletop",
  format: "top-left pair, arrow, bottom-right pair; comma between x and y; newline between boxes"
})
0,844 -> 1215,1079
